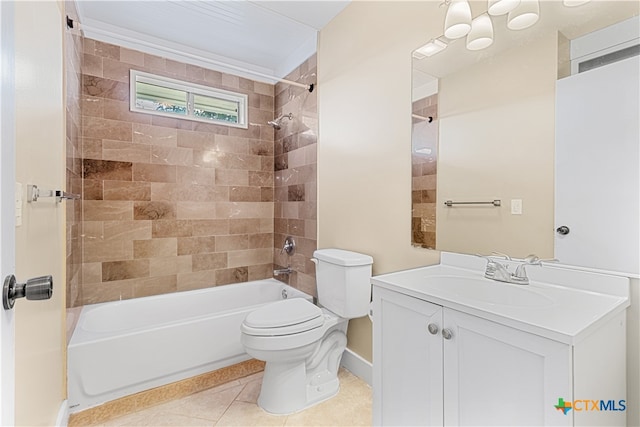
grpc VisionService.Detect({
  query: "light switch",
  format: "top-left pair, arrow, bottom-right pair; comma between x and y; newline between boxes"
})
511,199 -> 523,215
15,182 -> 22,226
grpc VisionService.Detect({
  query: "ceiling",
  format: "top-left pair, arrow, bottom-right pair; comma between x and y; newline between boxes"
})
76,0 -> 350,83
413,0 -> 639,80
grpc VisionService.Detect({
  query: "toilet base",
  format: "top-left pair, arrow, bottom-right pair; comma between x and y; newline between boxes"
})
257,362 -> 341,415
255,328 -> 348,415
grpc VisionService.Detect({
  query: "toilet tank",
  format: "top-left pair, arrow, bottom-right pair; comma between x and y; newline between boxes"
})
313,249 -> 373,319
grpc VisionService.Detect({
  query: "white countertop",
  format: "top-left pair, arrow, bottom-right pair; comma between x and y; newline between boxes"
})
371,253 -> 630,344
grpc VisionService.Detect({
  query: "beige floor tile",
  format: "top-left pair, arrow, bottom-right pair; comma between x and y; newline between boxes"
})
215,401 -> 287,427
337,367 -> 359,384
238,371 -> 263,385
102,405 -> 210,427
235,379 -> 262,404
104,406 -> 214,427
284,376 -> 372,427
160,383 -> 244,421
93,368 -> 371,427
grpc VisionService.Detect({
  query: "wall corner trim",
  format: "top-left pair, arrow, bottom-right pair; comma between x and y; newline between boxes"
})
340,348 -> 372,386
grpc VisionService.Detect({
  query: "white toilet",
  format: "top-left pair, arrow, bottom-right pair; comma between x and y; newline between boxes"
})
240,248 -> 373,415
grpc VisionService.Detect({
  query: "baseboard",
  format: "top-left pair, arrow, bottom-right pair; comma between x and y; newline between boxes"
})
340,348 -> 372,386
56,399 -> 69,427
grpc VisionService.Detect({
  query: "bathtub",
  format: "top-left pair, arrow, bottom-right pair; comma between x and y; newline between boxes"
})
67,279 -> 310,412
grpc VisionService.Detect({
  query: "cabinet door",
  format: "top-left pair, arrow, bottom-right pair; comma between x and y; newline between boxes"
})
443,309 -> 572,426
373,287 -> 443,426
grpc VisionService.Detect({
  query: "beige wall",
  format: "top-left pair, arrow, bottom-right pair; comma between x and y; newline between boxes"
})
436,34 -> 557,258
318,1 -> 441,361
14,1 -> 66,425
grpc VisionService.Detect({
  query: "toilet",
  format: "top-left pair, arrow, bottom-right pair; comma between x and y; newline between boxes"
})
240,248 -> 373,415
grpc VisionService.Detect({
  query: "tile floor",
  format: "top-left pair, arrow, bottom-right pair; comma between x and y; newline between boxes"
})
87,369 -> 372,426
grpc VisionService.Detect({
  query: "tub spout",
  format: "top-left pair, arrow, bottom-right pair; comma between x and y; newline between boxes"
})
274,267 -> 293,276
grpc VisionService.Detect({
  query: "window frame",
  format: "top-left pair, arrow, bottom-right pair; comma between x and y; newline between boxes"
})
130,70 -> 248,129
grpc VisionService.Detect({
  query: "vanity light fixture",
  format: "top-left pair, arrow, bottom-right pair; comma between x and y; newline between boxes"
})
563,0 -> 590,6
487,0 -> 520,16
444,0 -> 472,39
413,38 -> 448,59
466,13 -> 494,51
507,0 -> 540,30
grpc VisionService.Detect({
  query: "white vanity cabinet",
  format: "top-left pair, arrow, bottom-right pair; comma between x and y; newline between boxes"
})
373,287 -> 571,426
371,253 -> 629,427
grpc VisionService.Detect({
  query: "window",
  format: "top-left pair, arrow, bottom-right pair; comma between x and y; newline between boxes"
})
130,70 -> 248,128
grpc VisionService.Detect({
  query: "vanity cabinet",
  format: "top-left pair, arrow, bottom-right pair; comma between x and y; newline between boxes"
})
372,286 -> 625,427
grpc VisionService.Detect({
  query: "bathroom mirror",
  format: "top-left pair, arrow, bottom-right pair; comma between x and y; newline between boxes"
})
411,0 -> 639,259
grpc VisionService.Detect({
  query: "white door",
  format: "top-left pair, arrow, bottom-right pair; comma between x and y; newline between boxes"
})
555,56 -> 640,274
443,309 -> 572,427
373,287 -> 443,426
0,1 -> 16,425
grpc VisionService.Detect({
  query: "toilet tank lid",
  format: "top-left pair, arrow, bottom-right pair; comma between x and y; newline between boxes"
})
313,249 -> 373,267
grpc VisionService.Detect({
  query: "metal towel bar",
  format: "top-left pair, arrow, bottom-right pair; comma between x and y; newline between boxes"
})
27,184 -> 80,203
444,199 -> 501,207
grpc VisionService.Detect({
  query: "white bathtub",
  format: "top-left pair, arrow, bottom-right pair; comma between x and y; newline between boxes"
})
67,279 -> 310,412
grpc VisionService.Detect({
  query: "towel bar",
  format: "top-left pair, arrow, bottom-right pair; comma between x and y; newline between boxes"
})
27,185 -> 80,203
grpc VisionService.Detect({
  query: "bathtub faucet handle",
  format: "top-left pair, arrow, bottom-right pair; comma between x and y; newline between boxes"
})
281,236 -> 296,256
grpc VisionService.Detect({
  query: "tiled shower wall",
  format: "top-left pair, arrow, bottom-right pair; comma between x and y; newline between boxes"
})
411,94 -> 438,249
273,55 -> 318,296
77,39 -> 277,306
65,1 -> 83,308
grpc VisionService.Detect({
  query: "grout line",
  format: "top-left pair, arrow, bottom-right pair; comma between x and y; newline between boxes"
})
216,380 -> 246,425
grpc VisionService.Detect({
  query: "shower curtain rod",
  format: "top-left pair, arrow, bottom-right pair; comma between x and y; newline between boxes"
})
66,16 -> 315,93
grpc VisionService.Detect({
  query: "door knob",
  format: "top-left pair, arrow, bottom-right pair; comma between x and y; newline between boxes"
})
3,274 -> 53,310
556,226 -> 570,235
427,323 -> 439,335
442,329 -> 453,340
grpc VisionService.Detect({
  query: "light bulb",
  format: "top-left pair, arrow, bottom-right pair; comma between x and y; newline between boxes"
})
444,0 -> 472,39
507,0 -> 539,30
467,14 -> 494,51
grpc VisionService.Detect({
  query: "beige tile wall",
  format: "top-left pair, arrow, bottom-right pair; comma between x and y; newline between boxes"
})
65,1 -> 83,308
78,39 -> 277,306
411,94 -> 438,249
273,55 -> 318,296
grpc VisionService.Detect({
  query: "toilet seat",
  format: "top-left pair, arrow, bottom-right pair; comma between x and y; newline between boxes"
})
242,298 -> 324,337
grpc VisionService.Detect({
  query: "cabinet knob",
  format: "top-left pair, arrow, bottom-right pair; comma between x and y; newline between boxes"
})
442,328 -> 453,340
427,323 -> 439,335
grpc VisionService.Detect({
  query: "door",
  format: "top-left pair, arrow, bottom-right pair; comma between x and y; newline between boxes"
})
373,287 -> 443,426
555,56 -> 640,274
443,309 -> 572,426
0,1 -> 16,425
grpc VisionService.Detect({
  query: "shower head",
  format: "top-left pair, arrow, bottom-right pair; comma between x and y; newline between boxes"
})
267,113 -> 293,130
267,120 -> 281,130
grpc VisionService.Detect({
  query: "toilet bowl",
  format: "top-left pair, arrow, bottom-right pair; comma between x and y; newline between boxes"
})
241,298 -> 347,414
240,248 -> 373,415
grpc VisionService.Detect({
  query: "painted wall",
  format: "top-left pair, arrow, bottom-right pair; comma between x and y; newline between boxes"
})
318,1 -> 441,362
14,1 -> 66,425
